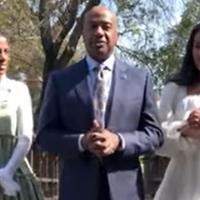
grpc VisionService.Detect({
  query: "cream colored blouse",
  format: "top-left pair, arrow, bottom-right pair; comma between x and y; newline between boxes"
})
0,76 -> 33,140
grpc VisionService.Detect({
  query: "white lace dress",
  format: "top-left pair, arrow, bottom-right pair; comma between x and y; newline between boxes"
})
154,82 -> 200,200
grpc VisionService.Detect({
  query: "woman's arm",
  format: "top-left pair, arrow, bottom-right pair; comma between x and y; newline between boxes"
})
157,82 -> 198,157
0,82 -> 33,196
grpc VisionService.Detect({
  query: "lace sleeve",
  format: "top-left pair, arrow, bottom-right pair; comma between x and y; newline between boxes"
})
157,82 -> 197,157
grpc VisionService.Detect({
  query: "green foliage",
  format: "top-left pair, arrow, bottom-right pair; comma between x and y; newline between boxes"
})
0,0 -> 43,78
2,0 -> 200,101
152,0 -> 200,89
116,0 -> 200,92
114,0 -> 174,91
0,0 -> 44,113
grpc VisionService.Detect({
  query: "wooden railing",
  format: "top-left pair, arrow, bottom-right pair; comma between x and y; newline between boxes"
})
28,147 -> 59,199
28,148 -> 169,200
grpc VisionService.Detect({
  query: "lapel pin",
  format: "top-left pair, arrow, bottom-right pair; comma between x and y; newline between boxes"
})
120,73 -> 127,80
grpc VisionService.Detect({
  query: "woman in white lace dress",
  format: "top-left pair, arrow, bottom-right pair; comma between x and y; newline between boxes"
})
154,23 -> 200,200
0,34 -> 44,199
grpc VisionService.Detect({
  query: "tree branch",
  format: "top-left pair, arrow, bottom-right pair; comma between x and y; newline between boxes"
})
38,0 -> 54,56
58,0 -> 101,67
54,0 -> 79,54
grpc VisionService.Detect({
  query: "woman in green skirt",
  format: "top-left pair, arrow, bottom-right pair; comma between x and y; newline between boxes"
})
0,34 -> 44,199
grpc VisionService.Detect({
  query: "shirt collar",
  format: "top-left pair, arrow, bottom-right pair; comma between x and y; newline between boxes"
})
86,54 -> 115,72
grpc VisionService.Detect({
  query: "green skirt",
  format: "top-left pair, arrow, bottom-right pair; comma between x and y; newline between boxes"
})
0,135 -> 44,200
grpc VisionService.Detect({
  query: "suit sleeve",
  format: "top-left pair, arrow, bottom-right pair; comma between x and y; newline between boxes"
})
156,82 -> 199,158
36,73 -> 83,159
119,72 -> 164,158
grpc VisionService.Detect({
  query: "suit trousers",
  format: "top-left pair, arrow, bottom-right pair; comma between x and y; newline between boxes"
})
98,163 -> 111,200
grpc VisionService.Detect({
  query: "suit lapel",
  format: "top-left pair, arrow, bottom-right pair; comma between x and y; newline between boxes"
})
73,58 -> 130,127
107,59 -> 129,129
74,59 -> 94,119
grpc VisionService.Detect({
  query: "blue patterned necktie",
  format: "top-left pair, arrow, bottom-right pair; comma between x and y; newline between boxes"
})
93,65 -> 107,129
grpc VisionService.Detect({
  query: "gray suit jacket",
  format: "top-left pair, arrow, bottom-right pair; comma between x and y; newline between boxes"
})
36,58 -> 163,200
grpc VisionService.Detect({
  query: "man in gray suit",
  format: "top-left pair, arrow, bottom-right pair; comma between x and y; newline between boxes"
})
36,5 -> 163,200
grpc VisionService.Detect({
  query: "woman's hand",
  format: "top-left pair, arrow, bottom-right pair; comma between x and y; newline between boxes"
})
178,123 -> 200,139
187,108 -> 200,128
0,168 -> 20,196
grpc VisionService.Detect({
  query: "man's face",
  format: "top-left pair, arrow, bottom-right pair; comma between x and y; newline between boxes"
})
82,6 -> 118,62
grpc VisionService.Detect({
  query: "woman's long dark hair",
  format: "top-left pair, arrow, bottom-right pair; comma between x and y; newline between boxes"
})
170,23 -> 200,86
